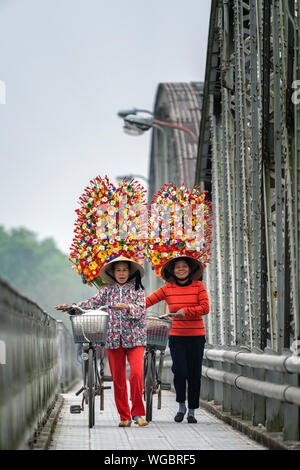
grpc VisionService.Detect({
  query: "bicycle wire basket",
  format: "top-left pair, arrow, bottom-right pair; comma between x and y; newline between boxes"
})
146,315 -> 172,350
70,310 -> 109,344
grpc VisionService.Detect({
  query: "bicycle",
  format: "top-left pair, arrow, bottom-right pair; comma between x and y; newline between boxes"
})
56,305 -> 113,428
143,313 -> 176,422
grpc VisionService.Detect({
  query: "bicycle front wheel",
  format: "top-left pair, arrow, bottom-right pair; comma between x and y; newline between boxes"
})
88,348 -> 95,428
157,352 -> 164,410
144,351 -> 155,422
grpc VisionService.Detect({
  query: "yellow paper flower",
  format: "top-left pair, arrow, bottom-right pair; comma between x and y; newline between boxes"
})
89,261 -> 98,271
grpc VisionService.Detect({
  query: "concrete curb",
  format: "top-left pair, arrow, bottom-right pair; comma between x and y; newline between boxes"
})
31,379 -> 82,450
32,395 -> 64,450
200,399 -> 300,451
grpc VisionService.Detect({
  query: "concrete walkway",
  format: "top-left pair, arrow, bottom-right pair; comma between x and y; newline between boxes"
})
49,383 -> 267,451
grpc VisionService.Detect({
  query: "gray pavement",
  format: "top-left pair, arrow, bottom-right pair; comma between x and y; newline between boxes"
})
49,382 -> 267,451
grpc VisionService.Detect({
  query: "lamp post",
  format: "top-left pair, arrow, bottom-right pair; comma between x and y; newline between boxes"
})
118,110 -> 199,144
118,109 -> 199,190
121,114 -> 169,183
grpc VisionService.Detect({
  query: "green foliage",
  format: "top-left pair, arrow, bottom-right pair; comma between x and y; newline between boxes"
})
0,225 -> 95,331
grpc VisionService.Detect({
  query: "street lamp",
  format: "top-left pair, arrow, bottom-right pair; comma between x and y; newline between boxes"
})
123,121 -> 144,136
117,108 -> 153,119
118,109 -> 199,188
124,115 -> 154,132
119,111 -> 199,144
124,115 -> 169,183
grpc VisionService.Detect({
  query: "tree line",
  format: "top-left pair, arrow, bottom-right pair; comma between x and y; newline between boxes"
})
0,225 -> 94,331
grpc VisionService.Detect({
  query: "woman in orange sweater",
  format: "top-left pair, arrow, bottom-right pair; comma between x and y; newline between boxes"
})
146,256 -> 209,423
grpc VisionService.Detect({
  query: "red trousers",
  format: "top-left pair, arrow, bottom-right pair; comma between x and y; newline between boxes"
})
106,345 -> 145,421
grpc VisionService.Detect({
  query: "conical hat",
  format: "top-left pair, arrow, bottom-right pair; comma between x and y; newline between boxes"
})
99,256 -> 144,284
161,256 -> 203,282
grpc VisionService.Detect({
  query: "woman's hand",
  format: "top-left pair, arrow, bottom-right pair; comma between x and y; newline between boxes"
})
112,303 -> 130,312
173,308 -> 185,317
162,309 -> 185,320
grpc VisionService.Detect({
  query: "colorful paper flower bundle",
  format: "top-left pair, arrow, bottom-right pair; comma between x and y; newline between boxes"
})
69,176 -> 148,287
146,183 -> 213,277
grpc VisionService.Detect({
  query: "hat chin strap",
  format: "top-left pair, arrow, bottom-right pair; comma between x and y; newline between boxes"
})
105,271 -> 118,283
128,270 -> 144,290
174,276 -> 192,287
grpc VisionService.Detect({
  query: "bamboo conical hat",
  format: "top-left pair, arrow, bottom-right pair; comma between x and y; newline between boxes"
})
160,256 -> 203,282
99,255 -> 144,284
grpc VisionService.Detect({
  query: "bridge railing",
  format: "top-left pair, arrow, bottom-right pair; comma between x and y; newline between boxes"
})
57,320 -> 81,393
201,346 -> 300,442
161,345 -> 300,444
0,277 -> 80,450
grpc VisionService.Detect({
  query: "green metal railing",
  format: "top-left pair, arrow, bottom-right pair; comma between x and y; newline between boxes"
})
196,0 -> 300,354
193,0 -> 300,446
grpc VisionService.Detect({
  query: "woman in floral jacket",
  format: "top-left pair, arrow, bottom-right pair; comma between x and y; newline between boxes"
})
56,256 -> 148,428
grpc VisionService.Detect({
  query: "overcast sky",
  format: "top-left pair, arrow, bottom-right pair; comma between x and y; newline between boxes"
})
0,0 -> 211,253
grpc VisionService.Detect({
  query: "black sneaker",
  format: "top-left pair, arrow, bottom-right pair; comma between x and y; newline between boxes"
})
174,412 -> 185,423
187,415 -> 197,423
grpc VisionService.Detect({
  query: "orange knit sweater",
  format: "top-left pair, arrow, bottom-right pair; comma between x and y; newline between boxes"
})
146,280 -> 209,336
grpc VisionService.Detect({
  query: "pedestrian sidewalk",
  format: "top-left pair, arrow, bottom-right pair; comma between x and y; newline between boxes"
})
48,382 -> 267,451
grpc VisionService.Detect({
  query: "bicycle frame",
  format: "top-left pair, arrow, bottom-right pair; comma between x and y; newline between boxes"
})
71,321 -> 113,430
81,343 -> 98,411
78,345 -> 112,397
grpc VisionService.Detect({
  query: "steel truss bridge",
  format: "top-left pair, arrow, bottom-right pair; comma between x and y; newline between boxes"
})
1,0 -> 300,451
194,0 -> 300,445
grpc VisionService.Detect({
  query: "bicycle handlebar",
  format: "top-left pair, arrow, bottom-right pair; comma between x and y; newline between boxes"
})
56,304 -> 120,315
158,312 -> 183,319
56,305 -> 182,318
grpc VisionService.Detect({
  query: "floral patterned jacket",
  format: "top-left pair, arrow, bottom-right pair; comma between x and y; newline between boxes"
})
76,280 -> 147,350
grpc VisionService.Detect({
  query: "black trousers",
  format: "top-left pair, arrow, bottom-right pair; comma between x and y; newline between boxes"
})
169,335 -> 206,409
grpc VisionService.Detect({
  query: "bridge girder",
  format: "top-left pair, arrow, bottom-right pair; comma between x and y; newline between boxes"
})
196,0 -> 300,353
